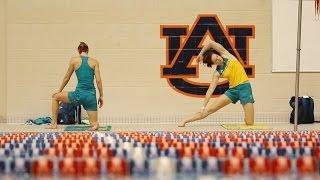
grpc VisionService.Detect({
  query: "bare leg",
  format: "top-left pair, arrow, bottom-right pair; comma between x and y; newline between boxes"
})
178,95 -> 232,127
87,111 -> 99,131
47,92 -> 70,129
242,103 -> 254,125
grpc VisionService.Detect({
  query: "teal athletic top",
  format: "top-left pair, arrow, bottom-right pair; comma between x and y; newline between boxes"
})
68,56 -> 97,111
75,56 -> 95,91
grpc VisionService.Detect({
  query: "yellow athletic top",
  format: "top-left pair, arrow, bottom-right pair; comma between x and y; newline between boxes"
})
216,58 -> 248,88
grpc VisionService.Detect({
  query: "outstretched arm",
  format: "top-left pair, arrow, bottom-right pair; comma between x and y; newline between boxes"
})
178,70 -> 221,127
94,61 -> 104,108
197,41 -> 228,62
201,71 -> 220,111
58,59 -> 74,92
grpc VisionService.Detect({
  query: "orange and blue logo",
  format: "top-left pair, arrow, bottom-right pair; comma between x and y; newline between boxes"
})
160,14 -> 255,97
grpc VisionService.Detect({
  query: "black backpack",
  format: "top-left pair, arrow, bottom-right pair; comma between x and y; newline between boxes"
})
57,102 -> 81,125
289,96 -> 314,124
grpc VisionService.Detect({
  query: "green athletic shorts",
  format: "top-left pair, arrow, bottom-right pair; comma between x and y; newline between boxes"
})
224,82 -> 255,104
68,90 -> 97,111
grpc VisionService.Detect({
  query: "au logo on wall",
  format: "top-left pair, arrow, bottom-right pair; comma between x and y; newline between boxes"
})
160,14 -> 255,97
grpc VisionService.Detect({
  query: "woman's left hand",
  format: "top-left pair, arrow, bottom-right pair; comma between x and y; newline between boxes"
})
98,97 -> 104,108
196,55 -> 203,63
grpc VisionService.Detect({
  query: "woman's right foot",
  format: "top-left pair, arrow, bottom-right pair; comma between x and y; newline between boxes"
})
178,121 -> 187,127
88,124 -> 99,131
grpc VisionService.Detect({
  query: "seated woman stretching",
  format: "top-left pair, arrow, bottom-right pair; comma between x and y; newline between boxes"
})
48,42 -> 104,131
